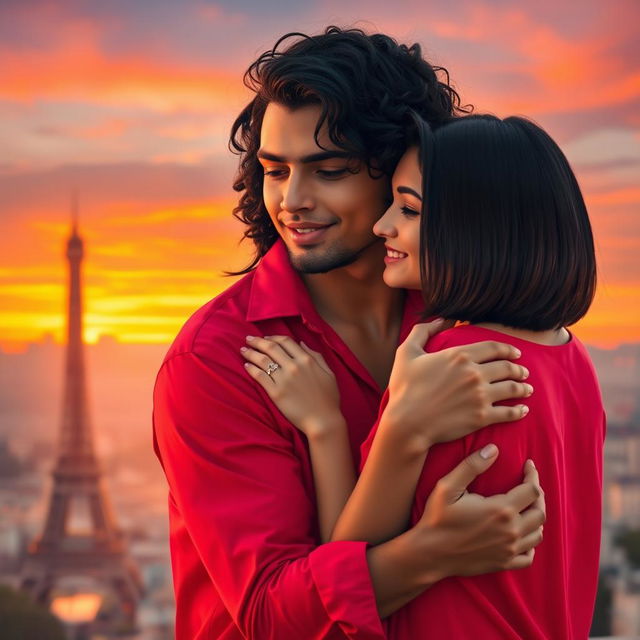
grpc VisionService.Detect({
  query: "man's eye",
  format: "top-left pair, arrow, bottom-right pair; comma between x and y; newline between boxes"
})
400,205 -> 420,217
317,169 -> 348,179
263,169 -> 287,178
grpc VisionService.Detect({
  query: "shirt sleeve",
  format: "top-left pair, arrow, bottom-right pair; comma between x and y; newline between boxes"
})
153,349 -> 386,640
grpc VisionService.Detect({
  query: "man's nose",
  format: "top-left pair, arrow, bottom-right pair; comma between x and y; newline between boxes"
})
281,172 -> 313,212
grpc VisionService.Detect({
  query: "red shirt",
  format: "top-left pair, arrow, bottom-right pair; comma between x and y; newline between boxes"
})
361,325 -> 606,640
153,239 -> 423,639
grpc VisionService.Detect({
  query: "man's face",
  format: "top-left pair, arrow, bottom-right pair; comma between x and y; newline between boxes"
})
258,103 -> 390,273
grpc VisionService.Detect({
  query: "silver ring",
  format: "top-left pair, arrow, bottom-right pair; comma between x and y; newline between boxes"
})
265,362 -> 280,376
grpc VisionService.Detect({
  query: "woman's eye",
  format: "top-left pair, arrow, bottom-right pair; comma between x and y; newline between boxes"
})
317,169 -> 348,179
400,205 -> 420,217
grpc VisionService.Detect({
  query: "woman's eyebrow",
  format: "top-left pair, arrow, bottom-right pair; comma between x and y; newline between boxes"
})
397,185 -> 422,200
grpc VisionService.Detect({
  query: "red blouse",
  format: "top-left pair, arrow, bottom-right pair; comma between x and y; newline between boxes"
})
153,239 -> 423,639
361,325 -> 606,639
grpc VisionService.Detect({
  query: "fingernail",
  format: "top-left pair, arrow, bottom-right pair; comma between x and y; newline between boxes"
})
521,367 -> 529,379
480,443 -> 498,459
525,384 -> 534,396
521,405 -> 529,417
246,335 -> 255,341
240,346 -> 248,352
528,459 -> 536,469
244,362 -> 250,368
513,348 -> 522,358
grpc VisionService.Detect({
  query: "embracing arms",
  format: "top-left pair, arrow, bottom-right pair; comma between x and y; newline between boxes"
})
241,320 -> 545,617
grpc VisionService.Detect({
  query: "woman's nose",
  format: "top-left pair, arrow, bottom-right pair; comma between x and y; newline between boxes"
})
373,207 -> 398,238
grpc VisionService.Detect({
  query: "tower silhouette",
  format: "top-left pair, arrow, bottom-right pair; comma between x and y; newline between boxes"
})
21,201 -> 142,628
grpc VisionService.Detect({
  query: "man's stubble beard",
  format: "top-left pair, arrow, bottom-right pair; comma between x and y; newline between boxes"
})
288,237 -> 381,274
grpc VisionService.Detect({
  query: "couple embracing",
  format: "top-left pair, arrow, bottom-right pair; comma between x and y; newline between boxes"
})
153,27 -> 604,640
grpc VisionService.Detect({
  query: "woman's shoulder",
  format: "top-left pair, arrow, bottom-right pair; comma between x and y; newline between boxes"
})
426,323 -> 588,354
425,324 -> 494,352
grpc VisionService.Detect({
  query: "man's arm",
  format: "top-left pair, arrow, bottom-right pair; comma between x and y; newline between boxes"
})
153,350 -> 386,639
369,451 -> 544,618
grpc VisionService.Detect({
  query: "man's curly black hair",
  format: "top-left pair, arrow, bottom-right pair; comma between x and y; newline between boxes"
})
228,26 -> 471,274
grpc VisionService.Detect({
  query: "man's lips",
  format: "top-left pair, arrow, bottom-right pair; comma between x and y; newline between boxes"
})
384,245 -> 409,264
283,222 -> 335,246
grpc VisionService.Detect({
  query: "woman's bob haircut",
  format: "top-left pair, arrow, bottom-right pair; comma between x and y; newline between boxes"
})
411,114 -> 596,331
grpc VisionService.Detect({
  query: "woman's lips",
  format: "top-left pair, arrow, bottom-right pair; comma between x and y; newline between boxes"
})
384,246 -> 408,264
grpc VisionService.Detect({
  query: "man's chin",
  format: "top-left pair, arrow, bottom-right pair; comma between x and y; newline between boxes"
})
287,245 -> 360,274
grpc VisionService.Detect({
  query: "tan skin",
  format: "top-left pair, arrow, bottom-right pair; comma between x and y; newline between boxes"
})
243,106 -> 545,618
258,102 -> 406,389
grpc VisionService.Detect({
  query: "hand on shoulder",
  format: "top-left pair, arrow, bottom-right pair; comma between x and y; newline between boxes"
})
240,335 -> 345,438
383,319 -> 534,449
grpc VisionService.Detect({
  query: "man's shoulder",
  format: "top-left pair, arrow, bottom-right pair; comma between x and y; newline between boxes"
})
163,271 -> 257,364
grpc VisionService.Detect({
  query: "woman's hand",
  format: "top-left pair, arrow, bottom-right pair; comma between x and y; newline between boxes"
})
383,320 -> 534,450
241,335 -> 344,438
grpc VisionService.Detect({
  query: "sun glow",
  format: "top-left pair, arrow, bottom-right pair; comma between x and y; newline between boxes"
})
50,592 -> 103,624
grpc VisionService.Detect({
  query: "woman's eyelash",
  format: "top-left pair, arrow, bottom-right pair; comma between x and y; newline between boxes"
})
400,206 -> 420,217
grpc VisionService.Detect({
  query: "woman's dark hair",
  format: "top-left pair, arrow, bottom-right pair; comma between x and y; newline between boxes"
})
411,114 -> 596,330
228,26 -> 470,274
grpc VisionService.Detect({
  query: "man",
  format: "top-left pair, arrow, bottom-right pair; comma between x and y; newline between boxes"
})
153,28 -> 543,639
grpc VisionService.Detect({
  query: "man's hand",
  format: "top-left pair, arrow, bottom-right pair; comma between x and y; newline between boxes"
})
384,320 -> 533,450
416,445 -> 545,580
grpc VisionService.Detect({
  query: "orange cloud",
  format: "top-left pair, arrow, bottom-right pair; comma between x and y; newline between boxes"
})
422,3 -> 640,116
0,12 -> 248,111
0,0 -> 638,351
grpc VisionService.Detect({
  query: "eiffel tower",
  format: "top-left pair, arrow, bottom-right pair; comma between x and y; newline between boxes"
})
21,202 -> 142,629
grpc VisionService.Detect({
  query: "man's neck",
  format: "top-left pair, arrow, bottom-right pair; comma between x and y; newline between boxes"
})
300,246 -> 404,341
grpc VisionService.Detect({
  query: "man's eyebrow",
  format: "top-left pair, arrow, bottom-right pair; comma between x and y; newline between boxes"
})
397,186 -> 423,200
257,149 -> 353,163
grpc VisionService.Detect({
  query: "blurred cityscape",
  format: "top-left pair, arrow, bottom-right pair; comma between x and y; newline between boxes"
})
0,335 -> 174,638
1,334 -> 639,636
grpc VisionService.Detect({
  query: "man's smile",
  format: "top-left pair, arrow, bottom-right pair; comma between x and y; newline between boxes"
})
284,221 -> 336,246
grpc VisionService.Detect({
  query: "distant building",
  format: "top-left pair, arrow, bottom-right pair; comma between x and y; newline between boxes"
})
20,214 -> 142,636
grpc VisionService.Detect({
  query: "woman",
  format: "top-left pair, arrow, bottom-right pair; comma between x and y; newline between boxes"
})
241,114 -> 605,638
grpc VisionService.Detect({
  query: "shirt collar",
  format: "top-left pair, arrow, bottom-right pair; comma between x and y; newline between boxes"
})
246,238 -> 425,327
246,239 -> 314,323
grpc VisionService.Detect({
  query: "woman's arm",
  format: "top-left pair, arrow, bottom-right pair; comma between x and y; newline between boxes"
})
335,321 -> 533,543
242,336 -> 356,541
241,323 -> 534,545
303,417 -> 356,542
332,408 -> 430,543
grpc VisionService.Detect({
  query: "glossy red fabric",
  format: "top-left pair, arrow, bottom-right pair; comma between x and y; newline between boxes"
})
153,239 -> 423,639
361,325 -> 605,640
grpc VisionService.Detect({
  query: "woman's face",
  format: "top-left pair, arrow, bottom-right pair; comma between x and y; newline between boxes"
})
373,146 -> 422,290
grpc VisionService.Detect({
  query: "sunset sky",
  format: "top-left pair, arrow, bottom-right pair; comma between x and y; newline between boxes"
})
1,0 -> 639,351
